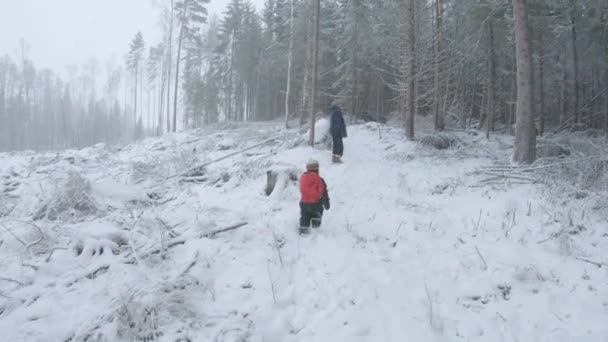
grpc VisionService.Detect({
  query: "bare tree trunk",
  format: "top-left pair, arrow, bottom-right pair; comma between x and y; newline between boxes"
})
285,0 -> 295,129
570,0 -> 580,125
351,0 -> 360,121
433,0 -> 445,131
158,50 -> 166,136
166,0 -> 174,133
508,57 -> 516,136
560,69 -> 568,128
405,0 -> 417,140
538,29 -> 545,137
134,64 -> 139,129
173,20 -> 185,133
486,18 -> 496,139
512,0 -> 536,164
309,0 -> 320,146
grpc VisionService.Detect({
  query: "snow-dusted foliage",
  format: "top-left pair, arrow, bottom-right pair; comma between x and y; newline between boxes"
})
35,171 -> 97,221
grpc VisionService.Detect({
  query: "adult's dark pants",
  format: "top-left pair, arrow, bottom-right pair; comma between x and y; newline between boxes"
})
332,135 -> 344,156
300,202 -> 323,228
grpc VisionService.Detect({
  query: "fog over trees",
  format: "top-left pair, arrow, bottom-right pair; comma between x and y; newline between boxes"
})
1,0 -> 607,163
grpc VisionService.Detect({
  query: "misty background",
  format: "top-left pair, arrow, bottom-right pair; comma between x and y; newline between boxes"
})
0,0 -> 264,73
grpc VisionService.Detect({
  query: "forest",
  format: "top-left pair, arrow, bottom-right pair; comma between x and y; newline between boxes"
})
1,0 -> 606,160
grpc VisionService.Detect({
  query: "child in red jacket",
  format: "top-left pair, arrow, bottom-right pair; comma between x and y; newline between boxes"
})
299,159 -> 330,234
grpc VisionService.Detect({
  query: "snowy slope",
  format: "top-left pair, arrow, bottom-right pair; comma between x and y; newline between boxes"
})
0,122 -> 607,342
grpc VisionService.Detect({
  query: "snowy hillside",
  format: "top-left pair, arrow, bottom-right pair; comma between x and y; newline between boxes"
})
1,122 -> 607,342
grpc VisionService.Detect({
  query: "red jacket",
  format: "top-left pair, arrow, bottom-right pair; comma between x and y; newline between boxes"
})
300,171 -> 326,204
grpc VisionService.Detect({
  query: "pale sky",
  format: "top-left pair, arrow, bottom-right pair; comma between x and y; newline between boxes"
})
0,0 -> 264,76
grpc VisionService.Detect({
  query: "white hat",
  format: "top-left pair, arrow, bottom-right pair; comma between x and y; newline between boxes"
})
306,159 -> 319,170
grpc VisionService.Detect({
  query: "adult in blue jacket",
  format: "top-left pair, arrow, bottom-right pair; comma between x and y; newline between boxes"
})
329,104 -> 347,163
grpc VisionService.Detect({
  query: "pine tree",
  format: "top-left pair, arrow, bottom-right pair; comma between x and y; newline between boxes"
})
127,32 -> 145,131
173,0 -> 210,132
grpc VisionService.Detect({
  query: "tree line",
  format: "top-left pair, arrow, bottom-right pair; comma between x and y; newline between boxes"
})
2,0 -> 606,162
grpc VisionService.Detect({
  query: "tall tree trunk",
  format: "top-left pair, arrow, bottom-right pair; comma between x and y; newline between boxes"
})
570,0 -> 580,125
148,84 -> 152,133
508,56 -> 516,136
308,0 -> 320,146
166,0 -> 174,133
285,0 -> 295,129
560,69 -> 568,128
512,0 -> 536,163
405,0 -> 417,140
486,18 -> 496,139
134,65 -> 138,129
158,52 -> 166,136
433,0 -> 445,131
173,21 -> 185,133
538,29 -> 545,137
351,0 -> 360,122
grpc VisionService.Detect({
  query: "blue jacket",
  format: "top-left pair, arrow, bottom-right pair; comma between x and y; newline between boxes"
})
329,105 -> 347,138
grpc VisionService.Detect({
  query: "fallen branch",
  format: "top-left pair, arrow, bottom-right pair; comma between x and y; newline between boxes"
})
127,222 -> 249,262
0,277 -> 23,286
45,247 -> 69,262
21,263 -> 39,271
203,222 -> 248,238
0,222 -> 27,248
0,220 -> 45,253
181,251 -> 200,276
66,265 -> 110,287
181,176 -> 208,184
575,257 -> 606,268
155,137 -> 279,186
424,279 -> 435,330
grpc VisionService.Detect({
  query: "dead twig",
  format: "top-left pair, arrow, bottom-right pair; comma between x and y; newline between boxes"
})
424,279 -> 434,329
0,222 -> 27,248
181,251 -> 200,276
0,277 -> 23,286
474,246 -> 488,271
575,257 -> 606,268
203,222 -> 248,238
66,265 -> 110,287
45,247 -> 69,262
267,261 -> 277,304
0,220 -> 45,253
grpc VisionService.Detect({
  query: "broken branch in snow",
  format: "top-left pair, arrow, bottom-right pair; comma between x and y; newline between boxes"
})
21,262 -> 39,271
128,222 -> 249,262
181,251 -> 200,276
45,247 -> 69,262
155,137 -> 279,186
66,265 -> 110,287
0,220 -> 45,254
0,277 -> 23,286
575,257 -> 606,268
0,222 -> 28,248
267,261 -> 277,304
202,222 -> 248,238
424,279 -> 435,329
181,176 -> 208,184
475,246 -> 488,271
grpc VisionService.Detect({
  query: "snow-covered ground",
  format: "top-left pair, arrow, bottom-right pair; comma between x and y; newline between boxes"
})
0,121 -> 607,342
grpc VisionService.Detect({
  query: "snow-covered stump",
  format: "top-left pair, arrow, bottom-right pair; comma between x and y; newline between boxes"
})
265,165 -> 300,196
